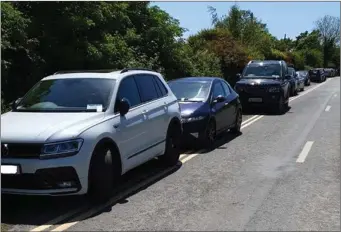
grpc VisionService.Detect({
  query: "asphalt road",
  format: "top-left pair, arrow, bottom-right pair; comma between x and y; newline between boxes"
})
2,77 -> 340,231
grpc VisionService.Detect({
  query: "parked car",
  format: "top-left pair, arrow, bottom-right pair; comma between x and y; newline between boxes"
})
296,70 -> 311,86
1,68 -> 182,200
288,67 -> 299,96
234,60 -> 290,114
324,68 -> 335,78
309,68 -> 326,82
168,77 -> 242,148
295,71 -> 305,91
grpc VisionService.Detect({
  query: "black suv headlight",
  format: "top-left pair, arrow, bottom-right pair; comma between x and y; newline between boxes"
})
234,85 -> 243,92
40,139 -> 84,159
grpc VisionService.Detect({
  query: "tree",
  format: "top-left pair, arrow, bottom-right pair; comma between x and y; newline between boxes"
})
315,15 -> 340,67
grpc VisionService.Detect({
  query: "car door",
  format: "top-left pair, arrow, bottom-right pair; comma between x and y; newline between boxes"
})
211,81 -> 229,131
113,76 -> 147,166
221,80 -> 236,127
134,74 -> 166,160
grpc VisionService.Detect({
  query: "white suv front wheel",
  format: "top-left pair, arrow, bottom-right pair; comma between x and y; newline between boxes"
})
88,146 -> 116,202
159,123 -> 181,167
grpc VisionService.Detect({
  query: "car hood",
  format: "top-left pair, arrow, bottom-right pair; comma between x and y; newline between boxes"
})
1,112 -> 106,143
236,78 -> 282,86
179,101 -> 209,117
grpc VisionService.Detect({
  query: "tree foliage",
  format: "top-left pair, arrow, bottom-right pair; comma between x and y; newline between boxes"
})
1,2 -> 339,109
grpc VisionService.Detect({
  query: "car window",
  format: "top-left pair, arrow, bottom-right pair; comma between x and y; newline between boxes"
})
152,76 -> 163,97
15,78 -> 116,112
115,76 -> 141,112
212,82 -> 225,99
221,81 -> 231,96
134,75 -> 159,103
153,76 -> 168,96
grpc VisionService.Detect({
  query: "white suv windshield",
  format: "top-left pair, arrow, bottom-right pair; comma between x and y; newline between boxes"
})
15,78 -> 116,112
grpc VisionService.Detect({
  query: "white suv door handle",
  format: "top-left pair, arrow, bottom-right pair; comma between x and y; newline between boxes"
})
142,109 -> 148,113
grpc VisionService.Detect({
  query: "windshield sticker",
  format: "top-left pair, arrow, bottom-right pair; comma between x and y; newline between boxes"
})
87,104 -> 103,112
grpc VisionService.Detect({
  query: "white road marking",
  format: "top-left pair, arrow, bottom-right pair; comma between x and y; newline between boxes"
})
296,141 -> 314,163
28,207 -> 89,232
289,79 -> 329,102
28,80 -> 331,232
240,115 -> 264,129
241,115 -> 260,125
49,166 -> 178,232
325,105 -> 331,112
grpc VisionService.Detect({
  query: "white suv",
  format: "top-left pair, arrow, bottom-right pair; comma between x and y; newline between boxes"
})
1,68 -> 182,200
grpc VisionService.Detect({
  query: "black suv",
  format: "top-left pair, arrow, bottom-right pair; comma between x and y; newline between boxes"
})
234,60 -> 291,114
309,68 -> 326,82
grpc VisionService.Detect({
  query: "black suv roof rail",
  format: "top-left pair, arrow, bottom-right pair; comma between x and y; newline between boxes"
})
120,68 -> 155,74
54,69 -> 118,75
248,60 -> 283,65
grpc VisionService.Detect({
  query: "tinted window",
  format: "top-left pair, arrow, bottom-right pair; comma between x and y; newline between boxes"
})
212,82 -> 225,99
168,81 -> 211,101
243,63 -> 282,78
135,75 -> 159,102
115,76 -> 141,112
16,78 -> 115,112
152,76 -> 163,97
221,81 -> 231,96
153,76 -> 168,96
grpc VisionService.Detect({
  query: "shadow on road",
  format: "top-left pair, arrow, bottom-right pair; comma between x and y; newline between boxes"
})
180,130 -> 242,154
1,159 -> 182,228
242,105 -> 291,116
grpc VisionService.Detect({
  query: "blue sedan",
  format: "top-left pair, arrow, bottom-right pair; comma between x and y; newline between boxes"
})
168,77 -> 242,148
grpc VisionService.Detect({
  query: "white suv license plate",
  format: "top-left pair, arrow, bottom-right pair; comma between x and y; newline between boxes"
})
1,165 -> 20,175
248,98 -> 262,103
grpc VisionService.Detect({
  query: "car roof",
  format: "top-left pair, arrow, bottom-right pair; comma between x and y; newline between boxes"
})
168,77 -> 222,83
248,60 -> 282,65
41,69 -> 161,81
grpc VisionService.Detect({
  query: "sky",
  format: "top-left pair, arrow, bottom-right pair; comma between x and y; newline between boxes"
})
151,1 -> 340,40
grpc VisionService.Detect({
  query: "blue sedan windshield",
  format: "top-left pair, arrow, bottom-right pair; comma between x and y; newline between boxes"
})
168,81 -> 211,102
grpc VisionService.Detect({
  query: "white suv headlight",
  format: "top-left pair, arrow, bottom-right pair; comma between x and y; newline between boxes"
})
40,139 -> 84,159
268,87 -> 280,93
181,116 -> 205,123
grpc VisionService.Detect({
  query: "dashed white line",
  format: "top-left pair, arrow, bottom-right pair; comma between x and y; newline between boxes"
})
325,105 -> 331,112
296,141 -> 314,163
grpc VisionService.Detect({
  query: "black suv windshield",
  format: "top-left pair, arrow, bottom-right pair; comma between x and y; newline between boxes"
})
243,63 -> 282,78
168,81 -> 211,102
15,78 -> 116,112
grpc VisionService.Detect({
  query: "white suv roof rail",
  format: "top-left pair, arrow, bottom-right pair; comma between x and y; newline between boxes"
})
53,68 -> 156,75
54,69 -> 118,75
120,68 -> 155,74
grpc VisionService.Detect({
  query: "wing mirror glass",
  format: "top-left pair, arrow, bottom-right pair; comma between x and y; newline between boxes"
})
118,98 -> 130,116
213,95 -> 225,103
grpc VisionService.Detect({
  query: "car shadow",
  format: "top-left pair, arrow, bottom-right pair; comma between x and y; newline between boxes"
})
180,130 -> 242,154
1,159 -> 182,227
242,105 -> 291,116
